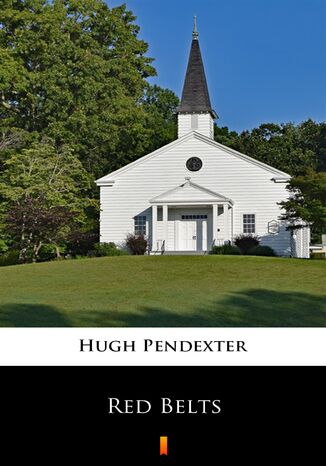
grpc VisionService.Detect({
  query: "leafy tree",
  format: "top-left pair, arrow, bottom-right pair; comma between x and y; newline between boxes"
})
214,125 -> 240,148
0,0 -> 157,176
0,138 -> 96,258
0,138 -> 93,212
297,119 -> 326,172
214,120 -> 325,176
236,122 -> 318,176
142,84 -> 178,153
5,197 -> 76,262
279,170 -> 326,242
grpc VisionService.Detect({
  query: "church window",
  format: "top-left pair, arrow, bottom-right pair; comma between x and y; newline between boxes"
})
157,207 -> 163,221
134,216 -> 146,236
191,114 -> 198,129
182,215 -> 207,220
243,214 -> 256,234
186,157 -> 203,171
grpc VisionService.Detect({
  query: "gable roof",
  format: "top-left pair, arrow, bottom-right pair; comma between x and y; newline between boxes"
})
150,180 -> 233,205
95,131 -> 290,185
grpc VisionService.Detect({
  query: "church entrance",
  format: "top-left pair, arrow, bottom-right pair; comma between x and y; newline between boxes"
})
178,214 -> 208,251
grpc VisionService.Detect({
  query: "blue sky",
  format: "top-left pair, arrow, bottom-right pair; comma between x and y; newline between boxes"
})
107,0 -> 326,132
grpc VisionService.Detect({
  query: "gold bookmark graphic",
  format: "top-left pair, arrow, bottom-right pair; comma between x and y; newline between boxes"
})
160,436 -> 168,456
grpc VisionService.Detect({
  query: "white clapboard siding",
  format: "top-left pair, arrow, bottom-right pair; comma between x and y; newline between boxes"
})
98,132 -> 292,255
178,114 -> 214,138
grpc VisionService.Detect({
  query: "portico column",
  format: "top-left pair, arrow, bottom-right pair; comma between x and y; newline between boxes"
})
162,204 -> 168,251
151,205 -> 157,251
212,203 -> 218,247
224,203 -> 230,243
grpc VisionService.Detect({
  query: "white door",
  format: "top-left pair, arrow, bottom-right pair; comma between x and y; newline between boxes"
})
179,220 -> 197,250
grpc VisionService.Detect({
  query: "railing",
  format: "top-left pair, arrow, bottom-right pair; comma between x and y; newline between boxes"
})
149,239 -> 165,255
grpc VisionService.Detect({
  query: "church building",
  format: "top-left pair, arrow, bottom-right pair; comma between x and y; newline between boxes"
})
96,22 -> 309,258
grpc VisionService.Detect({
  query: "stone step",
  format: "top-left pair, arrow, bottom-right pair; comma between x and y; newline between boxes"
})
162,250 -> 208,256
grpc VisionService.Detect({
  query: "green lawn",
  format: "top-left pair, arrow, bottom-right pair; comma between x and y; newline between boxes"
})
0,255 -> 325,327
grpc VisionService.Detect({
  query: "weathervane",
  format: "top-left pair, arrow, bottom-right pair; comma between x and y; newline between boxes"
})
193,15 -> 199,40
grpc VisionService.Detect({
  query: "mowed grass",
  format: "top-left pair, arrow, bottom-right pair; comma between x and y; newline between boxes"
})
0,255 -> 325,327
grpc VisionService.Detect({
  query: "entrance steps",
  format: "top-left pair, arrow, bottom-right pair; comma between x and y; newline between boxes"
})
160,250 -> 208,256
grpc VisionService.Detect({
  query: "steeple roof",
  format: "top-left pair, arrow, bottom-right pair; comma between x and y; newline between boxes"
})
178,18 -> 217,118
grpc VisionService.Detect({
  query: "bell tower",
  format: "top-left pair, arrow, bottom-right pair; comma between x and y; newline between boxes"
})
177,17 -> 217,139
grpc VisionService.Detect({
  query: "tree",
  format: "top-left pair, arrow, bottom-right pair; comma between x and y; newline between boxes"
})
214,125 -> 240,148
142,84 -> 178,153
5,197 -> 76,262
236,122 -> 318,176
0,138 -> 93,211
0,138 -> 96,259
279,170 -> 326,242
0,0 -> 157,176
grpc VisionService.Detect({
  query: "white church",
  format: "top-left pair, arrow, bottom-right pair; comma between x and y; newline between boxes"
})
96,23 -> 309,258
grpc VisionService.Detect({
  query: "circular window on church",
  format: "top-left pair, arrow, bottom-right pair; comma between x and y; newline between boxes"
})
186,157 -> 202,172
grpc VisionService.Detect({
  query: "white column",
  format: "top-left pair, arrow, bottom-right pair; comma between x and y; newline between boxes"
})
224,204 -> 230,243
151,205 -> 157,251
212,203 -> 218,247
162,204 -> 168,251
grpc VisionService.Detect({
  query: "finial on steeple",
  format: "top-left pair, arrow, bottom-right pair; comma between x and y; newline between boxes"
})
193,15 -> 198,40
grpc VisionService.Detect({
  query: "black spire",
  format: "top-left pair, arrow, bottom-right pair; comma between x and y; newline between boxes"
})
178,17 -> 217,118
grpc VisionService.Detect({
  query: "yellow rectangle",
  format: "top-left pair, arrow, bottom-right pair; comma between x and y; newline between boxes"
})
160,436 -> 168,455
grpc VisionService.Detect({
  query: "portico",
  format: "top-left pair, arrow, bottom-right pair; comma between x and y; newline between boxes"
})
150,180 -> 233,253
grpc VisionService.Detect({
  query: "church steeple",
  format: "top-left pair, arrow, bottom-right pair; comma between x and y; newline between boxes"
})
192,15 -> 199,40
177,18 -> 217,139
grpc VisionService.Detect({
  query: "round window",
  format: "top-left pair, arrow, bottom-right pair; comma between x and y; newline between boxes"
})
186,157 -> 202,172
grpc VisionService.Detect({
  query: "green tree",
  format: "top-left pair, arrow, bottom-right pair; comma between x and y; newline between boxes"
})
0,139 -> 93,211
214,125 -> 240,148
5,197 -> 76,261
142,84 -> 178,153
279,170 -> 326,242
0,138 -> 96,258
0,0 -> 156,176
236,122 -> 318,176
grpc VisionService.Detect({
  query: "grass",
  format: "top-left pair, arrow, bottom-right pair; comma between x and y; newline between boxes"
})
0,255 -> 325,327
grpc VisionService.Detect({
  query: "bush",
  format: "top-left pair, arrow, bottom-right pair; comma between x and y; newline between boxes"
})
0,250 -> 21,266
310,252 -> 325,260
211,244 -> 241,255
234,234 -> 260,254
0,240 -> 9,254
67,230 -> 99,257
248,245 -> 277,257
38,243 -> 64,262
93,242 -> 126,257
126,234 -> 148,255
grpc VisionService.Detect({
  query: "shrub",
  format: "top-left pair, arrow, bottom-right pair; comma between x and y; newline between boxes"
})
211,244 -> 241,255
248,245 -> 277,257
234,234 -> 260,254
126,234 -> 148,255
0,250 -> 21,266
38,243 -> 61,262
67,230 -> 99,257
93,242 -> 126,257
310,252 -> 325,260
0,240 -> 9,254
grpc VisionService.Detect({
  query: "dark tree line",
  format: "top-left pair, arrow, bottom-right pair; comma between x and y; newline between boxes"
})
214,122 -> 326,241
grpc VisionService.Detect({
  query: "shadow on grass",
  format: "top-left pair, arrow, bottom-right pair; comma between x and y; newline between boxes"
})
0,303 -> 71,327
0,289 -> 325,327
